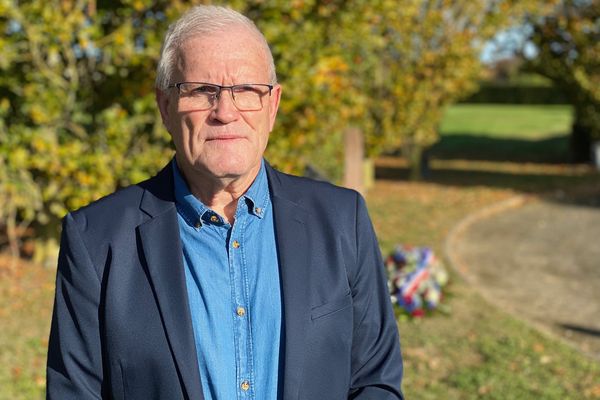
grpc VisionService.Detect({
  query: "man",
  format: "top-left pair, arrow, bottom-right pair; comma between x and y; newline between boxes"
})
47,5 -> 403,400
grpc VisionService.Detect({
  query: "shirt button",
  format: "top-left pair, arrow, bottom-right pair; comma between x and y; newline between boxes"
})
232,240 -> 240,249
210,215 -> 219,223
255,207 -> 262,215
236,306 -> 246,317
240,380 -> 250,391
194,220 -> 202,229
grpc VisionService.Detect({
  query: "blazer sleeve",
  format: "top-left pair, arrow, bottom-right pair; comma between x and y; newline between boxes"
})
46,213 -> 104,399
348,194 -> 404,400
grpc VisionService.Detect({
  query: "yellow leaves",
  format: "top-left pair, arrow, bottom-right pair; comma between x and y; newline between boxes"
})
0,98 -> 9,115
114,31 -> 126,46
313,55 -> 350,93
78,37 -> 89,50
133,0 -> 146,12
28,104 -> 50,125
48,202 -> 67,219
9,148 -> 28,169
1,0 -> 564,246
584,384 -> 600,398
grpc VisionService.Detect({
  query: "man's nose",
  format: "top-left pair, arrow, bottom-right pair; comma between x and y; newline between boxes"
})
211,89 -> 239,123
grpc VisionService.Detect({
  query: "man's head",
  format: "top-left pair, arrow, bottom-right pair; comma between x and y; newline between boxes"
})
156,6 -> 281,186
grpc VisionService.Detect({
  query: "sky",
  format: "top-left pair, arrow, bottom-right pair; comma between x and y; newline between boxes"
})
480,25 -> 539,64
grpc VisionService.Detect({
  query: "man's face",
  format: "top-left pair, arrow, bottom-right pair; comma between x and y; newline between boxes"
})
157,26 -> 281,183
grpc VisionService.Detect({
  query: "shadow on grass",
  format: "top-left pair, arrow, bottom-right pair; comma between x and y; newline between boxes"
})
376,131 -> 600,194
558,323 -> 600,338
429,133 -> 570,164
375,162 -> 591,193
375,161 -> 598,194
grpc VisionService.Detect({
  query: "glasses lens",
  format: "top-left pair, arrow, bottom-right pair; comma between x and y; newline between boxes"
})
232,85 -> 266,111
178,83 -> 218,109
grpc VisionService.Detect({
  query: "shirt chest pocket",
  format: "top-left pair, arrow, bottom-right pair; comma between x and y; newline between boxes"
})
310,293 -> 352,320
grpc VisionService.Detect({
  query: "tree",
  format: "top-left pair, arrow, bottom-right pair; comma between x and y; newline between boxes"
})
524,0 -> 600,162
359,0 -> 558,179
0,0 -> 183,261
0,0 -> 370,259
0,0 -> 559,261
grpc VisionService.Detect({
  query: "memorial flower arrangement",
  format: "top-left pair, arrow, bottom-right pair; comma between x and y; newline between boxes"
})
386,245 -> 449,317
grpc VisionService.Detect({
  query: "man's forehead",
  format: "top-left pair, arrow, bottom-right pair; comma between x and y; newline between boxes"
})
175,29 -> 270,81
180,25 -> 265,57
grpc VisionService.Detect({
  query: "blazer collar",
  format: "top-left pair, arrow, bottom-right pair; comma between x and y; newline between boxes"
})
266,163 -> 311,400
137,162 -> 205,400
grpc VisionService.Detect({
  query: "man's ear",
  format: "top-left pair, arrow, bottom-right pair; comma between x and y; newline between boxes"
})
156,88 -> 171,128
268,84 -> 282,132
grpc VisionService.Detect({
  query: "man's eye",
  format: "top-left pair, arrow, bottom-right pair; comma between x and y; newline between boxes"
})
192,85 -> 218,94
234,85 -> 258,93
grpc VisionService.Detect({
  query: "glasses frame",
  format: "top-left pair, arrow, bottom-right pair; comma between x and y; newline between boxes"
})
167,82 -> 274,111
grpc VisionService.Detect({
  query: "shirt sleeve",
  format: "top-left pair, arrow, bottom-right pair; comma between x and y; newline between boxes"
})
348,193 -> 404,400
46,213 -> 104,399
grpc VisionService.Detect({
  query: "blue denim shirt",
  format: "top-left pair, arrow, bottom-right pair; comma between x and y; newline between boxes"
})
172,159 -> 282,400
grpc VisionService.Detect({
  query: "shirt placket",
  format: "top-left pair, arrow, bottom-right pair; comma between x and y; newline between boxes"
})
229,209 -> 255,399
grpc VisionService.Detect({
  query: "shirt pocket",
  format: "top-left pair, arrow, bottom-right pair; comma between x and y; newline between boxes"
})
310,292 -> 352,321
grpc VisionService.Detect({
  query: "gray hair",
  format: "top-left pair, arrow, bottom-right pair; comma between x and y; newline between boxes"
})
155,5 -> 277,89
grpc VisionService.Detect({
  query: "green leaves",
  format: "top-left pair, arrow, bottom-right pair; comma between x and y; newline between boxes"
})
526,0 -> 600,151
0,0 -> 555,255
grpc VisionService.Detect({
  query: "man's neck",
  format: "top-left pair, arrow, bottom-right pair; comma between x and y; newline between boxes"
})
178,161 -> 261,225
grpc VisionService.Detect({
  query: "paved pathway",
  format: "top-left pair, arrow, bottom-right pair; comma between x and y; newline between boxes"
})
448,193 -> 600,361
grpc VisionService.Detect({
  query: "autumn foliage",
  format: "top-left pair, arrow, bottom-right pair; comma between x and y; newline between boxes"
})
0,0 -> 556,259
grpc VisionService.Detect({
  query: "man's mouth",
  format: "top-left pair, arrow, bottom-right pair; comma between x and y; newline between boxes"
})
206,134 -> 244,141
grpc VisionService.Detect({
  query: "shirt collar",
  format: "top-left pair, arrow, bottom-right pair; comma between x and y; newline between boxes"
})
171,158 -> 269,230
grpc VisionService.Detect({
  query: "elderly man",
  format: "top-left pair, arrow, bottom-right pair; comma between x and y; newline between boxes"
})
47,5 -> 403,400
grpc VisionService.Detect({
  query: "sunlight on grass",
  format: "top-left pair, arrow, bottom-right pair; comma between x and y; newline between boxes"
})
433,105 -> 575,164
368,157 -> 600,400
440,104 -> 573,139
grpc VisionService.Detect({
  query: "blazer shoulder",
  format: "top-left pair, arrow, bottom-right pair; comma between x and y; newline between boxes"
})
67,163 -> 174,235
268,166 -> 361,207
66,184 -> 146,233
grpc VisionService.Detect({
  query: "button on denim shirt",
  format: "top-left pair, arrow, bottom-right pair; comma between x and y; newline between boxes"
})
172,159 -> 282,400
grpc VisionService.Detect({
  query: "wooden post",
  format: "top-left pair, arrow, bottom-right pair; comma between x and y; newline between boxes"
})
343,127 -> 365,195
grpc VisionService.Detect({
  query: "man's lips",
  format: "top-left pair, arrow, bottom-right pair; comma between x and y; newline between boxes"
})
205,134 -> 245,141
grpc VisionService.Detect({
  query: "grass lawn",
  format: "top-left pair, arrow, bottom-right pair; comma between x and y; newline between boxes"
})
432,104 -> 573,163
0,256 -> 54,399
370,158 -> 600,399
1,103 -> 599,399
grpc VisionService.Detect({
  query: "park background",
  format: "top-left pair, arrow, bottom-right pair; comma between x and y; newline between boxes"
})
0,0 -> 599,398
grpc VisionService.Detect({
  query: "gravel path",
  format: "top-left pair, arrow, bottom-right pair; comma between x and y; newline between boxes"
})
449,193 -> 600,361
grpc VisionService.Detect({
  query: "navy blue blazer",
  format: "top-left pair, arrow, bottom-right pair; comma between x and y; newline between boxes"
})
47,162 -> 403,399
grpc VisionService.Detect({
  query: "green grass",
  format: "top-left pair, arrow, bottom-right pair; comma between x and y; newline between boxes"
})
440,104 -> 573,139
432,104 -> 574,163
368,165 -> 600,399
369,103 -> 600,399
0,257 -> 54,399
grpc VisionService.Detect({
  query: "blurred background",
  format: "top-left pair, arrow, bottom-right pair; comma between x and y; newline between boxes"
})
0,0 -> 599,398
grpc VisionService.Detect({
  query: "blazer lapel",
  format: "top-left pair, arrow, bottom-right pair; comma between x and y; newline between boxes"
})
137,166 -> 204,400
268,166 -> 311,400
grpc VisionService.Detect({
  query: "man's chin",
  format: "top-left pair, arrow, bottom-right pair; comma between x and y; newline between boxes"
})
195,160 -> 261,182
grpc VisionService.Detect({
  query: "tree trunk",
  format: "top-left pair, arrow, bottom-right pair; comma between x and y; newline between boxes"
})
409,145 -> 423,181
6,208 -> 20,269
570,106 -> 593,163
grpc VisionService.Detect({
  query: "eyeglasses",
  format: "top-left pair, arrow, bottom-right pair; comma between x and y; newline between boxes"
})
167,82 -> 273,111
